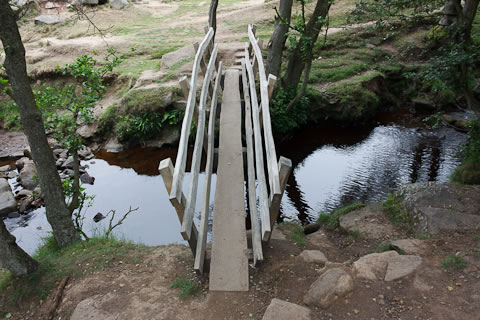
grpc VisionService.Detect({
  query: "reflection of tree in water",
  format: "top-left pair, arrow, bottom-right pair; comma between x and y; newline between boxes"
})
281,173 -> 312,224
409,138 -> 441,183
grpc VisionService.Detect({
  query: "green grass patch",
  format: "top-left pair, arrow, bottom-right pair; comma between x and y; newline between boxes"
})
0,236 -> 149,305
442,254 -> 466,270
382,193 -> 415,230
0,99 -> 21,130
317,203 -> 366,230
309,60 -> 369,83
170,278 -> 200,299
278,222 -> 307,248
375,240 -> 405,254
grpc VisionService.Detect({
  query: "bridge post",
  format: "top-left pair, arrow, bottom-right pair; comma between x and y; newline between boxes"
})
159,158 -> 198,256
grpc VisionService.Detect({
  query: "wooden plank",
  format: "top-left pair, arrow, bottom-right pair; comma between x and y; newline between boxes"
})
193,42 -> 208,77
267,74 -> 277,101
170,27 -> 214,209
248,24 -> 257,56
248,24 -> 281,200
241,60 -> 263,266
267,156 -> 292,241
158,158 -> 199,256
194,61 -> 223,274
179,76 -> 199,128
181,44 -> 219,240
244,46 -> 271,241
210,69 -> 249,291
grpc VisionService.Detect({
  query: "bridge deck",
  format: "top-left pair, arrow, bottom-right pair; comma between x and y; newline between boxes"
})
209,69 -> 249,291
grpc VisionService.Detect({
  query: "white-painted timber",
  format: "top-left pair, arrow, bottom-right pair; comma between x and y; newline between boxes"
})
209,69 -> 249,291
181,44 -> 219,240
159,158 -> 199,256
244,46 -> 271,241
170,28 -> 214,212
194,61 -> 223,274
248,24 -> 281,200
268,156 -> 292,241
241,60 -> 263,266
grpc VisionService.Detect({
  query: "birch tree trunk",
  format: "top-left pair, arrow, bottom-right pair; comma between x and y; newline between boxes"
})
0,0 -> 81,248
266,0 -> 293,77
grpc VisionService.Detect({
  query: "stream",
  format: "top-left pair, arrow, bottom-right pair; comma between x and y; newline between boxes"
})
4,110 -> 468,254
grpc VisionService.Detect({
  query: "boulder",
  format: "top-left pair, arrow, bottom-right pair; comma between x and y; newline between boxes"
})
53,148 -> 66,158
133,70 -> 166,89
262,299 -> 311,320
397,183 -> 480,234
384,255 -> 423,282
0,178 -> 17,216
23,147 -> 32,159
110,0 -> 128,9
354,251 -> 398,281
339,203 -> 397,239
78,146 -> 93,160
18,196 -> 34,213
93,212 -> 105,223
80,173 -> 95,185
15,189 -> 33,200
19,160 -> 37,190
63,156 -> 74,169
161,45 -> 195,69
0,165 -> 11,172
34,15 -> 65,25
303,268 -> 354,308
56,158 -> 65,168
354,251 -> 423,281
299,250 -> 328,265
390,239 -> 427,255
15,157 -> 30,171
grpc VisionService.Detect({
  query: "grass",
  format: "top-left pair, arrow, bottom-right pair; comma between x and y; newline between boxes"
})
0,236 -> 149,305
278,222 -> 307,248
442,254 -> 467,270
382,193 -> 415,230
375,240 -> 405,254
317,203 -> 366,230
170,278 -> 200,299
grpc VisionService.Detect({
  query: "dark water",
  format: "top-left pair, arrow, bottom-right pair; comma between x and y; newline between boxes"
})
5,111 -> 467,254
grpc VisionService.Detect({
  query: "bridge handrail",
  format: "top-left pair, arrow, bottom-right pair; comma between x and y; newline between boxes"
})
246,25 -> 293,242
180,43 -> 219,241
170,27 -> 215,213
247,24 -> 281,200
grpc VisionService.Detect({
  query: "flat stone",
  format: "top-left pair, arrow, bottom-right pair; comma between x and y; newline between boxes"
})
262,298 -> 311,320
300,250 -> 328,265
397,183 -> 480,234
132,70 -> 165,89
304,268 -> 354,308
0,165 -> 11,172
34,15 -> 65,25
353,251 -> 399,281
19,160 -> 37,190
161,45 -> 195,69
0,178 -> 17,216
385,255 -> 423,281
390,239 -> 427,255
339,203 -> 397,239
110,0 -> 128,10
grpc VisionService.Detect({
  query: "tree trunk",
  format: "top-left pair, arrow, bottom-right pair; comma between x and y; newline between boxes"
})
209,0 -> 219,37
266,0 -> 293,77
462,0 -> 480,42
0,218 -> 38,276
68,151 -> 81,214
0,1 -> 81,248
281,0 -> 331,90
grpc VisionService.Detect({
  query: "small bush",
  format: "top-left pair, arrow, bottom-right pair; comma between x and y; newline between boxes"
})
170,278 -> 200,299
442,254 -> 466,270
0,100 -> 21,130
271,87 -> 309,135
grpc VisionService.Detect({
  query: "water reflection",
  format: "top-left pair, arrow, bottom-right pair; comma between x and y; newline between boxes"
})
279,125 -> 466,224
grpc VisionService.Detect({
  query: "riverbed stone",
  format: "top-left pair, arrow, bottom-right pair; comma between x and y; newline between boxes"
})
110,0 -> 128,9
19,160 -> 37,190
353,251 -> 399,281
300,250 -> 328,265
339,203 -> 397,239
15,157 -> 30,171
262,298 -> 311,320
303,268 -> 354,308
354,251 -> 423,281
0,165 -> 11,172
396,183 -> 480,234
161,45 -> 195,69
0,178 -> 17,216
18,196 -> 34,213
63,156 -> 74,169
390,239 -> 427,255
15,189 -> 33,200
384,255 -> 423,281
34,15 -> 65,25
80,173 -> 95,185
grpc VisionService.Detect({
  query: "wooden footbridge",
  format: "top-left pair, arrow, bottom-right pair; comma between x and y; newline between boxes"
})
159,25 -> 292,291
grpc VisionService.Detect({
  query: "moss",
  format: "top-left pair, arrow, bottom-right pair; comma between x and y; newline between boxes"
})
97,103 -> 119,136
317,203 -> 366,230
451,161 -> 480,185
120,87 -> 176,114
309,61 -> 369,83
